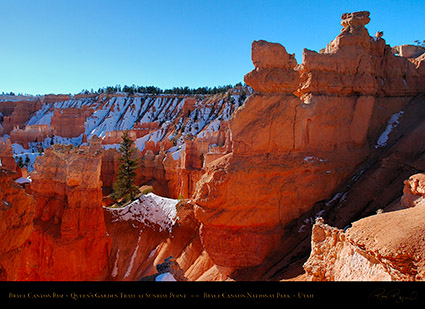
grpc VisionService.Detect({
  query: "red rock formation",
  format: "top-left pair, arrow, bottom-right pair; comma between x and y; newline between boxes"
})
2,100 -> 42,134
50,108 -> 90,139
244,40 -> 299,94
101,129 -> 152,145
0,167 -> 35,280
104,197 -> 220,281
192,10 -> 425,274
10,125 -> 52,148
0,139 -> 17,171
41,94 -> 72,104
15,142 -> 111,280
401,173 -> 425,208
304,189 -> 425,281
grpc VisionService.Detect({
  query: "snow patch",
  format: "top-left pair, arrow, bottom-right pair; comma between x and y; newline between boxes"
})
171,148 -> 183,160
111,248 -> 120,278
304,156 -> 327,163
15,177 -> 31,184
105,193 -> 179,232
26,103 -> 52,126
197,119 -> 220,138
102,143 -> 121,150
124,231 -> 142,279
375,111 -> 404,148
155,272 -> 176,281
169,144 -> 185,161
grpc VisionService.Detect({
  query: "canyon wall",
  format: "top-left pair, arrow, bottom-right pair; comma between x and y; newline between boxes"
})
1,90 -> 245,197
8,142 -> 111,280
192,10 -> 425,274
0,167 -> 35,280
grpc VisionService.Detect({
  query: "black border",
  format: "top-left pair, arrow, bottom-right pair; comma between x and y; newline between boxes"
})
2,281 -> 424,305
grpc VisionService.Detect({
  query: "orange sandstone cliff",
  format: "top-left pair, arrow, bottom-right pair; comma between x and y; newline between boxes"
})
192,10 -> 425,276
8,141 -> 111,280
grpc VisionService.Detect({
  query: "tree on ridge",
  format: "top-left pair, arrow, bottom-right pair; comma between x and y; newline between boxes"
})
111,130 -> 139,204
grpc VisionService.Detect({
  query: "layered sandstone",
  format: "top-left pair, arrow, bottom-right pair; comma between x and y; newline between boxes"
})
10,125 -> 51,148
304,194 -> 425,281
0,139 -> 17,171
50,107 -> 90,139
2,100 -> 42,134
192,10 -> 425,274
15,141 -> 111,280
0,167 -> 35,280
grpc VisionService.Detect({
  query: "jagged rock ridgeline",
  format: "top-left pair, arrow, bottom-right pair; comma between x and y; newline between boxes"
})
1,89 -> 247,199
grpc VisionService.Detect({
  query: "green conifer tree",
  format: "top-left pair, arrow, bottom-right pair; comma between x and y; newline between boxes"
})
112,131 -> 139,204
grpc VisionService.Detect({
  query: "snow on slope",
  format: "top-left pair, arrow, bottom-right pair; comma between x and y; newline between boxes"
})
375,111 -> 404,148
104,193 -> 179,233
6,89 -> 248,170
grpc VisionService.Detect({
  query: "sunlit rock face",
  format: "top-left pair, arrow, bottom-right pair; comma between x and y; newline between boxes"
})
192,10 -> 425,272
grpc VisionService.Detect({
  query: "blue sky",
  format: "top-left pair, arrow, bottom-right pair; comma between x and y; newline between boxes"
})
1,0 -> 424,95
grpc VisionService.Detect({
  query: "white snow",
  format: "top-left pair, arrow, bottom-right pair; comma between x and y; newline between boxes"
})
26,103 -> 52,126
124,231 -> 142,279
155,272 -> 176,281
116,97 -> 143,131
134,134 -> 151,152
111,248 -> 120,278
325,192 -> 343,207
197,119 -> 220,138
102,143 -> 121,150
171,148 -> 183,160
34,110 -> 54,126
134,124 -> 169,151
48,134 -> 84,147
148,245 -> 158,259
11,143 -> 43,172
304,156 -> 314,163
375,111 -> 404,148
15,177 -> 31,184
168,143 -> 185,161
105,193 -> 179,232
303,156 -> 327,163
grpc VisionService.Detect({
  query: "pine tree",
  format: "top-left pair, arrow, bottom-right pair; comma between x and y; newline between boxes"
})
112,131 -> 139,204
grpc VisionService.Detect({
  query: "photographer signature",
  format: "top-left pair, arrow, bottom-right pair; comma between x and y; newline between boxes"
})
369,288 -> 418,304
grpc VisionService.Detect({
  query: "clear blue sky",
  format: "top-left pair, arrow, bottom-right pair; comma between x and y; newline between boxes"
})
1,0 -> 424,95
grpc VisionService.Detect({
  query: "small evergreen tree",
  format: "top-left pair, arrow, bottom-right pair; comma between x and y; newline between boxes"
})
112,131 -> 139,204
